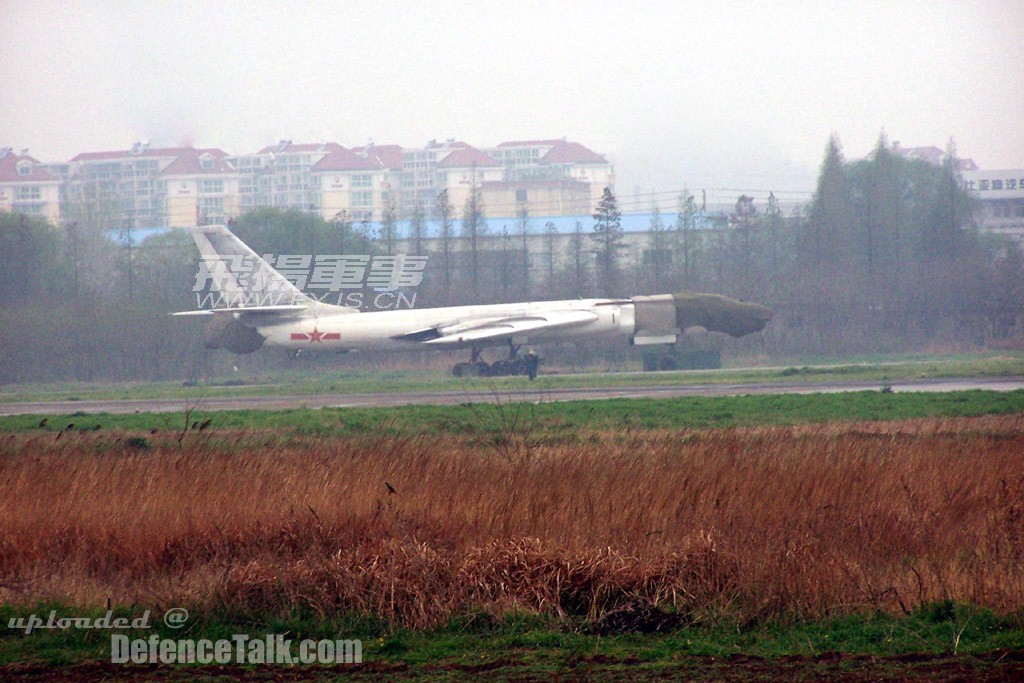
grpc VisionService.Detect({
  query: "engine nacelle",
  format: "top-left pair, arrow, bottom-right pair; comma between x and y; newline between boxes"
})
203,316 -> 266,354
631,294 -> 679,345
630,292 -> 772,344
672,292 -> 772,338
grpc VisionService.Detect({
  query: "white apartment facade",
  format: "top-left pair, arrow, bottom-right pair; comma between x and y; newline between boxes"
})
2,137 -> 616,227
63,144 -> 239,228
0,148 -> 61,224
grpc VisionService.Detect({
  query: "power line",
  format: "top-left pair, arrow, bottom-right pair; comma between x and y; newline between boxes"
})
218,188 -> 811,218
126,184 -> 816,228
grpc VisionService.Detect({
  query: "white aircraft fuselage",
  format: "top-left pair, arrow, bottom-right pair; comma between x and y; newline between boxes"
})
257,298 -> 632,352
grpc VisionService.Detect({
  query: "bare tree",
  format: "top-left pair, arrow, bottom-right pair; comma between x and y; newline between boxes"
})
764,191 -> 783,298
332,210 -> 353,254
498,225 -> 512,300
569,219 -> 588,297
543,220 -> 558,291
118,218 -> 135,303
646,203 -> 668,293
461,177 -> 486,299
675,187 -> 702,289
60,195 -> 120,299
409,200 -> 426,256
435,189 -> 455,300
517,202 -> 531,299
379,192 -> 398,255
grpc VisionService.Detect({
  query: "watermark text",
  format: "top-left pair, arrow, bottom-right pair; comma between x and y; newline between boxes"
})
111,634 -> 362,665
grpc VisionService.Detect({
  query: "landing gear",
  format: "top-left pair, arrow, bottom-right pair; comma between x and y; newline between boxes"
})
450,343 -> 538,378
509,358 -> 529,376
452,348 -> 489,377
470,348 -> 490,377
489,342 -> 518,377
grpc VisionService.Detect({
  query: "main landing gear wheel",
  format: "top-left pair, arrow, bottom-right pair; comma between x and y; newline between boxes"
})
453,348 -> 488,377
501,342 -> 530,377
451,345 -> 534,378
452,360 -> 493,377
510,358 -> 529,376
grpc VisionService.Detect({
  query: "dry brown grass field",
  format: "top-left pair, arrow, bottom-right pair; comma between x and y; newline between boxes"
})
2,415 -> 1023,630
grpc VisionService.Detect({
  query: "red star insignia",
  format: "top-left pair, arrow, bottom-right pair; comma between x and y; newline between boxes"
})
307,326 -> 324,343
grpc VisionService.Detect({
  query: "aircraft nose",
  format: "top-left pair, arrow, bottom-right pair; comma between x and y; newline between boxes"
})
746,303 -> 773,332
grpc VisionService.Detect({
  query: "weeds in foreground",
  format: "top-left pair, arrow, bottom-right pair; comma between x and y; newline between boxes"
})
1,417 -> 1023,630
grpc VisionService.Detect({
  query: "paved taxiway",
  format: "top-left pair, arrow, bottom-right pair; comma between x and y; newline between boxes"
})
1,376 -> 1022,416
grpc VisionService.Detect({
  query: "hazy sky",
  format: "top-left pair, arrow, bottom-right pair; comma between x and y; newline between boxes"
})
2,0 -> 1022,207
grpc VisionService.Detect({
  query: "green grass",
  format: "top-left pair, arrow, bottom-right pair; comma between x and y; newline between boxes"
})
2,389 -> 1023,436
2,602 -> 1021,676
2,351 -> 1022,404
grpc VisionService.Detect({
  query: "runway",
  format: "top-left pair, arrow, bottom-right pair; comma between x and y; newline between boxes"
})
2,376 -> 1023,416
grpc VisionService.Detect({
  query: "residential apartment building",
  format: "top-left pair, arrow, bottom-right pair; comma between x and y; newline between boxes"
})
309,145 -> 392,222
485,139 -> 616,209
892,143 -> 978,171
478,178 -> 592,218
432,143 -> 504,211
961,168 -> 1024,241
63,143 -> 239,228
230,141 -> 345,214
0,148 -> 61,224
160,149 -> 241,227
233,138 -> 610,222
1,137 -> 615,227
891,143 -> 1022,241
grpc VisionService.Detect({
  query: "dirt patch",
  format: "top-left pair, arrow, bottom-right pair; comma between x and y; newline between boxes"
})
4,651 -> 1024,682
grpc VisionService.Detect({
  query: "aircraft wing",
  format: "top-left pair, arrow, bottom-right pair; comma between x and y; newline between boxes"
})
400,310 -> 598,346
172,305 -> 309,317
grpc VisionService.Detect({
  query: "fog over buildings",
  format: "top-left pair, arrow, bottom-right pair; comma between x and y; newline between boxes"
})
1,0 -> 1022,203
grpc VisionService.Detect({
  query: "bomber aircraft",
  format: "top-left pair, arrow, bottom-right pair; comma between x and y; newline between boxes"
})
174,225 -> 772,376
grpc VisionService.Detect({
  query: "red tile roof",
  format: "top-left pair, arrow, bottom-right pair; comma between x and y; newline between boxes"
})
310,147 -> 383,172
364,143 -> 403,169
540,141 -> 608,165
497,139 -> 565,148
437,146 -> 502,168
0,153 -> 59,183
70,146 -> 227,162
256,141 -> 344,155
160,149 -> 235,175
351,144 -> 404,171
892,145 -> 945,165
887,145 -> 978,171
424,139 -> 472,150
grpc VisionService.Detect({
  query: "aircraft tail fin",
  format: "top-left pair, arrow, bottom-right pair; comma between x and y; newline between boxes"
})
190,224 -> 315,308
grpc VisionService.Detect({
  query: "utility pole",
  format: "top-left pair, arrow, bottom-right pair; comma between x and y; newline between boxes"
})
67,220 -> 80,300
120,218 -> 134,303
